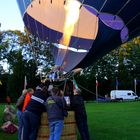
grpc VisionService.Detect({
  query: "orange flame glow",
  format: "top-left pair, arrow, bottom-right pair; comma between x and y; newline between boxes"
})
60,0 -> 81,47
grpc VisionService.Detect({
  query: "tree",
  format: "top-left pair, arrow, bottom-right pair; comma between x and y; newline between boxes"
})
0,30 -> 53,100
77,36 -> 140,99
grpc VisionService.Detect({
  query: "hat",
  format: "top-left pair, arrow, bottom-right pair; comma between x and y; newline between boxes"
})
36,84 -> 44,90
47,84 -> 53,92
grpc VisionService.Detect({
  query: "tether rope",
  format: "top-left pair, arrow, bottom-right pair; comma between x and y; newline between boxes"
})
72,75 -> 105,98
115,0 -> 131,16
78,83 -> 106,98
23,0 -> 39,66
125,12 -> 140,26
129,26 -> 140,36
99,0 -> 108,12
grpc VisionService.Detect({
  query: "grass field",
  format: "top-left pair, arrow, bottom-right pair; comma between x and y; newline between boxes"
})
0,101 -> 140,140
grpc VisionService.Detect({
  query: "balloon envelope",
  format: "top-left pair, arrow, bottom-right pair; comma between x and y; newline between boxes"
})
17,0 -> 140,72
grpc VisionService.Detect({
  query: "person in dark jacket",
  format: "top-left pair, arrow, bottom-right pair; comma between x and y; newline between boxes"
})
22,85 -> 49,140
45,87 -> 68,140
71,88 -> 90,140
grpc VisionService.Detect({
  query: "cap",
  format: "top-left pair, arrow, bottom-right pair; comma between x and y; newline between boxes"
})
36,84 -> 44,90
48,84 -> 53,92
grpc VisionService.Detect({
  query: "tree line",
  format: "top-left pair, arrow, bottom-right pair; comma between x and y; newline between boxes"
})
0,30 -> 140,101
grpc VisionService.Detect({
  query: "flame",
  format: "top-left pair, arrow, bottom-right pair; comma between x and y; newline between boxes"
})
60,0 -> 81,47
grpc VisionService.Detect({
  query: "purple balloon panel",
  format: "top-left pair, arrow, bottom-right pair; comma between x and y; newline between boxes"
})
99,13 -> 125,30
121,27 -> 129,43
84,5 -> 98,16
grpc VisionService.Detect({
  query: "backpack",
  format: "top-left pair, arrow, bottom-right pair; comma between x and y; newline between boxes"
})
1,121 -> 18,134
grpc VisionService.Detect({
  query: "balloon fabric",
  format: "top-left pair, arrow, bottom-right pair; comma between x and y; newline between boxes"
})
17,0 -> 140,72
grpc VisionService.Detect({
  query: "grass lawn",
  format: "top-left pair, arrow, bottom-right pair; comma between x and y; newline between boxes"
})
0,101 -> 140,140
86,101 -> 140,140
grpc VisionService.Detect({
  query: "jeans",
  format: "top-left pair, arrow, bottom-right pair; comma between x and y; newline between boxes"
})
17,110 -> 23,140
22,110 -> 40,140
49,120 -> 64,140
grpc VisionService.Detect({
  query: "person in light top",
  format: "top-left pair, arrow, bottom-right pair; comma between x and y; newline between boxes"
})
16,89 -> 27,140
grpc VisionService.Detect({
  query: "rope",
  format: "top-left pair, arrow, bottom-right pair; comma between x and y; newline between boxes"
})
52,80 -> 66,87
23,0 -> 39,66
26,29 -> 38,66
31,0 -> 43,66
72,76 -> 105,98
48,72 -> 105,99
78,83 -> 105,98
32,0 -> 41,41
63,79 -> 67,92
125,12 -> 140,26
23,0 -> 30,28
115,0 -> 131,15
129,26 -> 140,36
113,0 -> 139,43
123,12 -> 140,38
99,0 -> 108,12
63,71 -> 74,80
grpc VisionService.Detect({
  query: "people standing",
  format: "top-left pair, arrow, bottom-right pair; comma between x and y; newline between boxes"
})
71,88 -> 90,140
22,88 -> 34,112
45,87 -> 68,140
22,85 -> 48,140
16,89 -> 28,140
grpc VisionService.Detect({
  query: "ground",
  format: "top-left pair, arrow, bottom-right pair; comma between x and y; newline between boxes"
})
0,101 -> 140,140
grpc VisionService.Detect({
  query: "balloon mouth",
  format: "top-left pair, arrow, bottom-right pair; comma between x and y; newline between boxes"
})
52,43 -> 88,69
53,43 -> 88,53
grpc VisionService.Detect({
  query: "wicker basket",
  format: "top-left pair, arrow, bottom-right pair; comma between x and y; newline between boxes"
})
37,111 -> 77,140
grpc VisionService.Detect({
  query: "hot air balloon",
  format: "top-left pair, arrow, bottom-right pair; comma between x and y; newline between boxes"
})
17,0 -> 140,72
